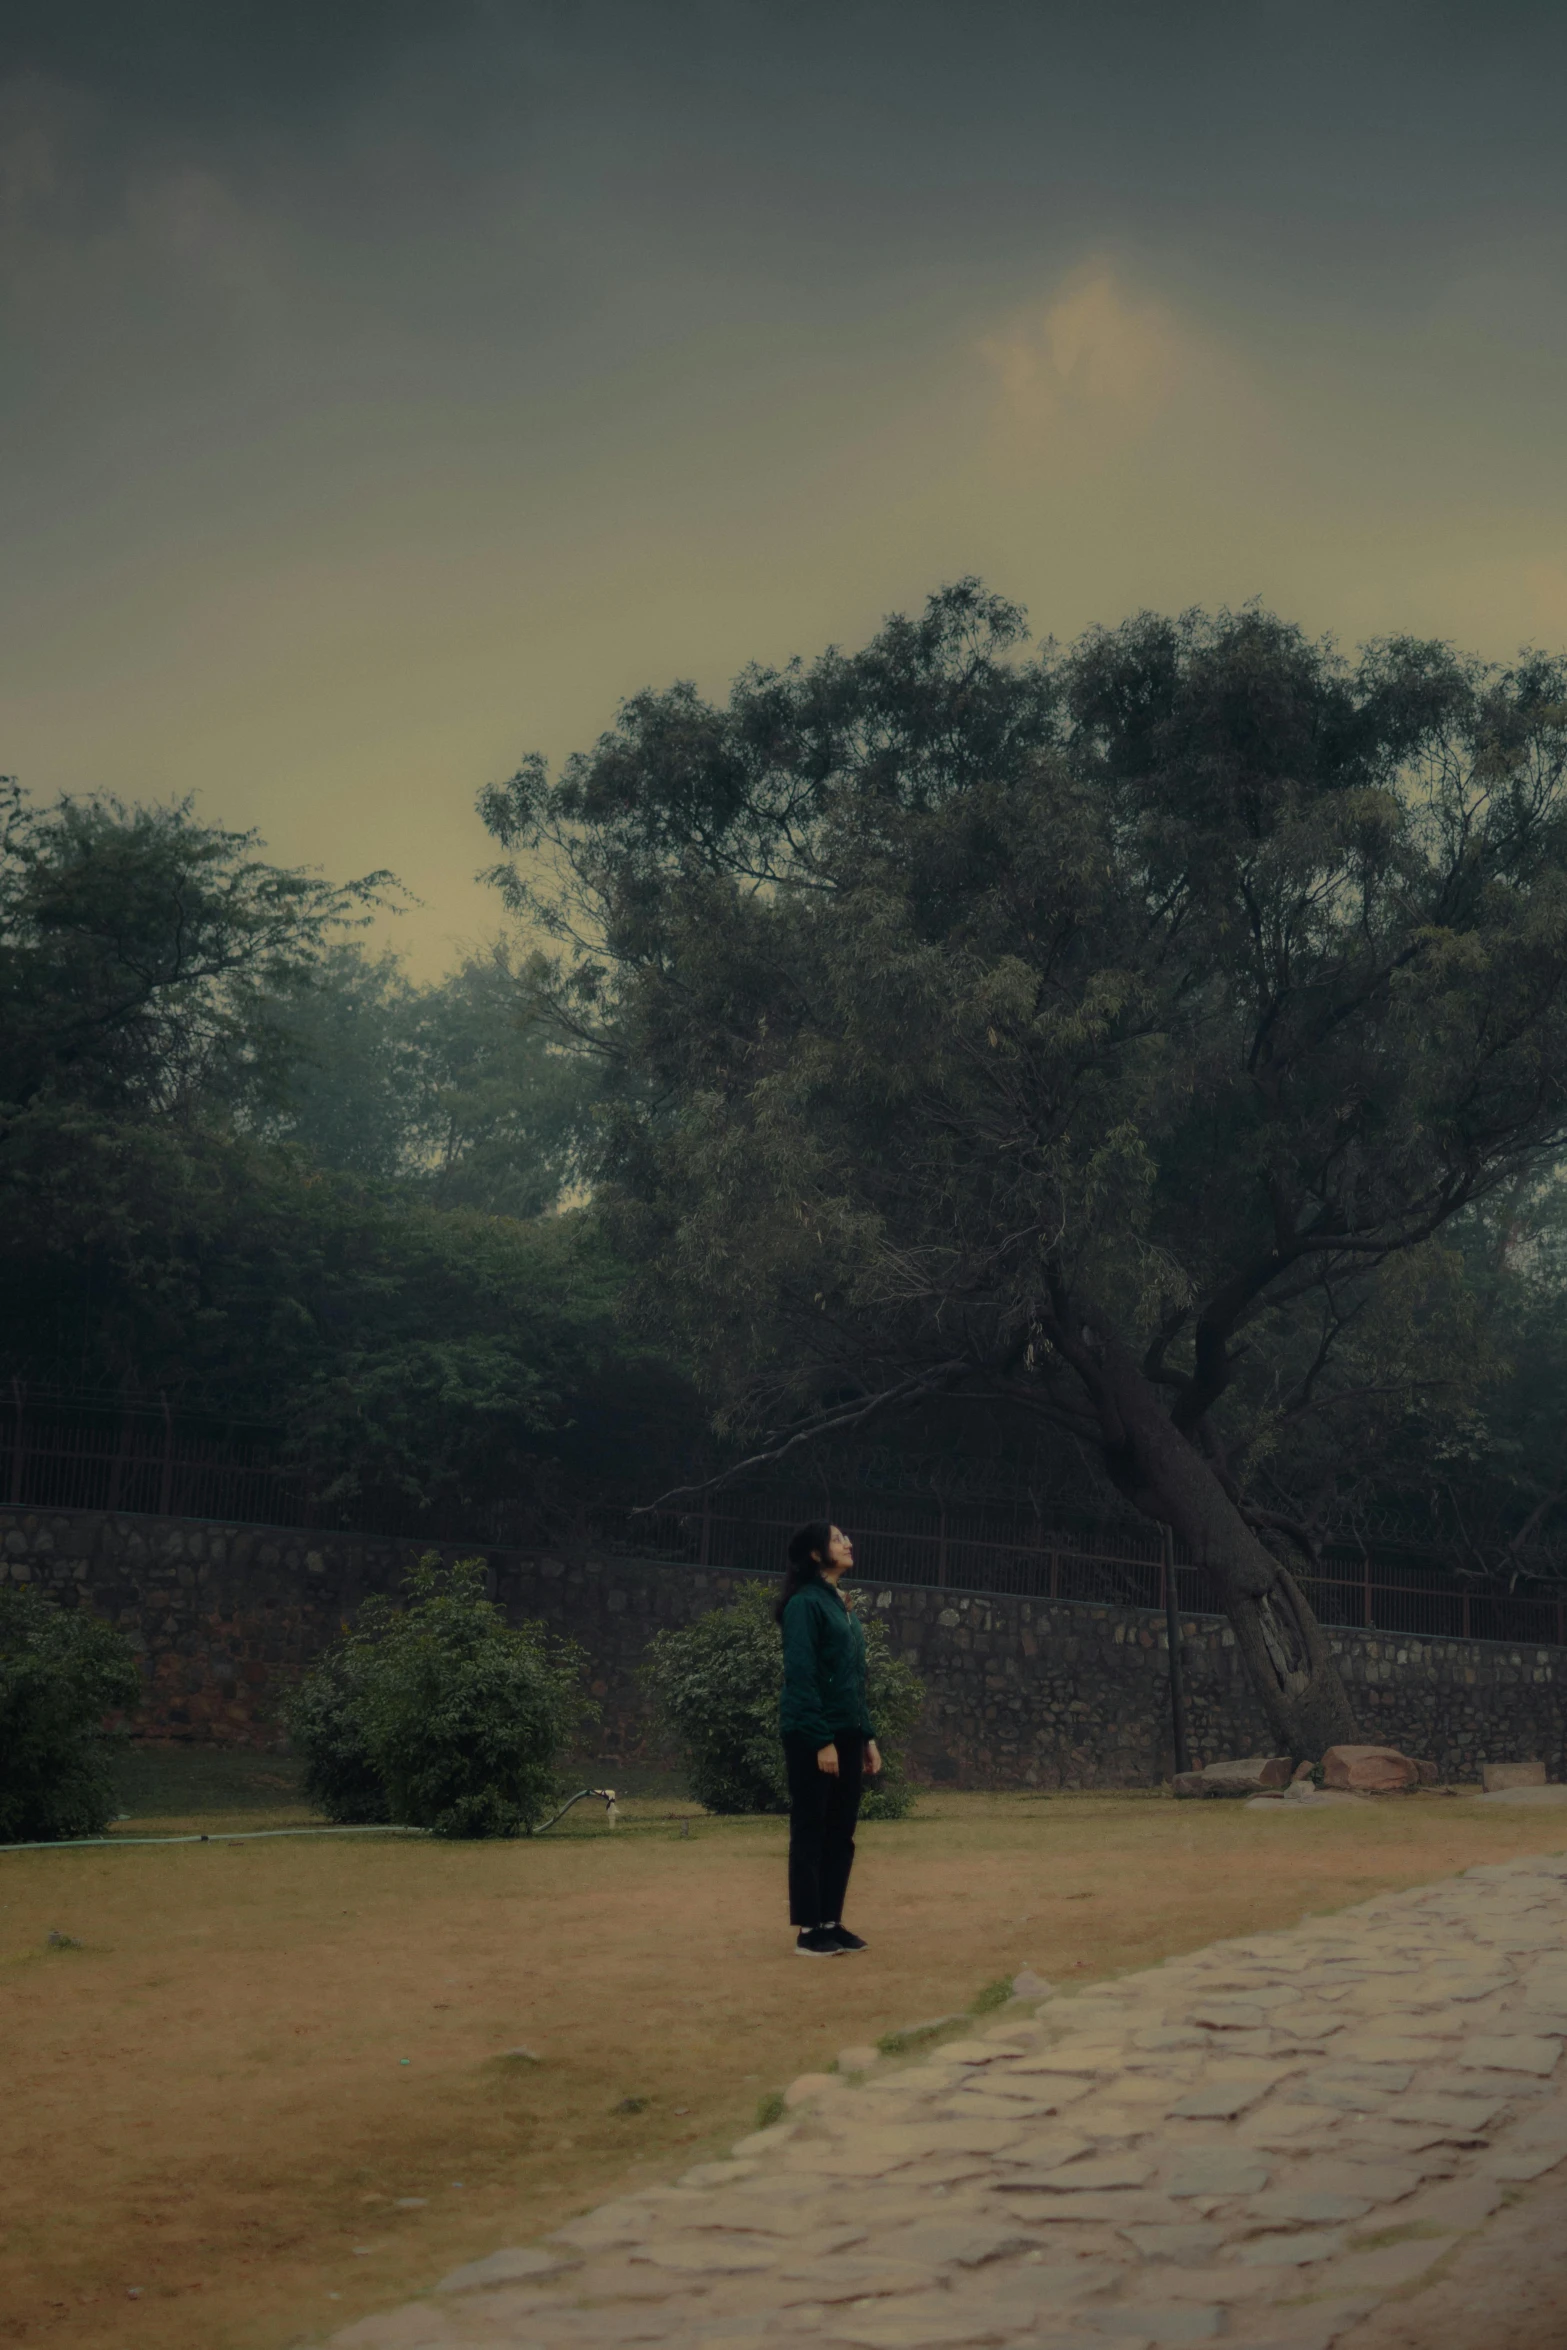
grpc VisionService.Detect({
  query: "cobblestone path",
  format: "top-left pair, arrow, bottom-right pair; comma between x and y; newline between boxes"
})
330,1848 -> 1567,2350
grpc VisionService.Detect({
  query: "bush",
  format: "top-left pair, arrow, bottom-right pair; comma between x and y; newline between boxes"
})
279,1641 -> 389,1824
642,1584 -> 924,1818
283,1554 -> 593,1837
0,1588 -> 141,1842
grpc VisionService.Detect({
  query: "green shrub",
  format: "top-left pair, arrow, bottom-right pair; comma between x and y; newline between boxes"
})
642,1584 -> 924,1818
283,1554 -> 593,1837
280,1640 -> 389,1824
0,1588 -> 141,1842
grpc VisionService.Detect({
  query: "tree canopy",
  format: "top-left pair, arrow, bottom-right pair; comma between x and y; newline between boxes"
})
0,781 -> 670,1532
482,582 -> 1567,1753
0,782 -> 385,1122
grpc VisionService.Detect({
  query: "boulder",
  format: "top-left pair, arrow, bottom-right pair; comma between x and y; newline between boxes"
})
1173,1756 -> 1293,1798
1482,1759 -> 1547,1793
1321,1744 -> 1419,1793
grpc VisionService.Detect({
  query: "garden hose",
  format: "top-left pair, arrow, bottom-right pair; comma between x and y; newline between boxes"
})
532,1787 -> 620,1834
0,1825 -> 430,1852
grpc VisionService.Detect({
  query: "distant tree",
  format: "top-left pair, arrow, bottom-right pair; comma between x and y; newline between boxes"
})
483,584 -> 1567,1758
265,944 -> 424,1180
0,787 -> 644,1526
0,782 -> 386,1125
267,939 -> 596,1213
0,780 -> 387,1397
406,944 -> 597,1217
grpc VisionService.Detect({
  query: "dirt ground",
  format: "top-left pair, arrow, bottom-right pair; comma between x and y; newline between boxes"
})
3,1779 -> 1567,2350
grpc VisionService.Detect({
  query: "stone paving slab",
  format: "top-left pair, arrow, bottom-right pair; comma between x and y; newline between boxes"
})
328,1847 -> 1567,2350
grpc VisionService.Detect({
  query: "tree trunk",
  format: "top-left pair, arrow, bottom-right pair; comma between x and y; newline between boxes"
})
1094,1344 -> 1359,1761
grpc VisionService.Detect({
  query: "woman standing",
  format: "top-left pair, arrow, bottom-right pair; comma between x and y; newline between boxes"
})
777,1521 -> 882,1955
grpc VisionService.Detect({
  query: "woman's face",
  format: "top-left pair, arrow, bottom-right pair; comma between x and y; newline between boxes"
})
825,1525 -> 854,1576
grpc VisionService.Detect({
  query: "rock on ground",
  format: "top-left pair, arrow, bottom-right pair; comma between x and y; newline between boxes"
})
1481,1761 -> 1547,1794
1320,1745 -> 1419,1793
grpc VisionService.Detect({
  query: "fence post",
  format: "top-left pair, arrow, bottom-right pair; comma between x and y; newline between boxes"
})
1163,1524 -> 1192,1778
937,1500 -> 948,1590
7,1379 -> 24,1506
157,1393 -> 174,1517
1462,1590 -> 1471,1642
1364,1554 -> 1374,1630
1049,1549 -> 1059,1601
1558,1593 -> 1565,1650
106,1404 -> 133,1513
698,1497 -> 711,1567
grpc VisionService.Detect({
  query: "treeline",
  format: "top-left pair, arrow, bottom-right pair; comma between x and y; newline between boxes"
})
0,783 -> 699,1532
8,577 -> 1567,1618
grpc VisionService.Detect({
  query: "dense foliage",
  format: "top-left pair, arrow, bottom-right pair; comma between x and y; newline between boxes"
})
283,1554 -> 593,1837
0,781 -> 383,1125
485,583 -> 1567,1754
1355,1173 -> 1567,1585
0,779 -> 693,1528
278,1639 -> 391,1824
642,1585 -> 924,1818
0,1588 -> 141,1842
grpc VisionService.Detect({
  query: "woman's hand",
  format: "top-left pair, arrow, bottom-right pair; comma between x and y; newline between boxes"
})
864,1740 -> 882,1776
816,1742 -> 840,1775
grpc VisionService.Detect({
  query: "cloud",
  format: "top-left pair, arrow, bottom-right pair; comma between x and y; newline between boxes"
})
979,268 -> 1205,461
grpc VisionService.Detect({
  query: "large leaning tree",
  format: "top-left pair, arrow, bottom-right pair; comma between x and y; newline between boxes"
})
480,584 -> 1567,1758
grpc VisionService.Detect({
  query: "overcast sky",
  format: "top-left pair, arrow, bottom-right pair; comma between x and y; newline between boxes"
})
5,1 -> 1567,969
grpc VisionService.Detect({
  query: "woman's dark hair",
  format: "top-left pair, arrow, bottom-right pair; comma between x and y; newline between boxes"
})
776,1520 -> 834,1624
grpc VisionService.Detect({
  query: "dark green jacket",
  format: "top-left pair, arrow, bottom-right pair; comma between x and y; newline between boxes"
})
779,1578 -> 875,1746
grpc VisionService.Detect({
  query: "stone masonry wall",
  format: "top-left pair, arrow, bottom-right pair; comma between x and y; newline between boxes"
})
2,1504 -> 1563,1787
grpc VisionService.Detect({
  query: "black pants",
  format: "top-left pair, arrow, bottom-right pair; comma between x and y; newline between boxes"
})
784,1731 -> 864,1927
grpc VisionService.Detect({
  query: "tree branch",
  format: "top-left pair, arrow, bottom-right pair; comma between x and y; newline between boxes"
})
635,1355 -> 975,1511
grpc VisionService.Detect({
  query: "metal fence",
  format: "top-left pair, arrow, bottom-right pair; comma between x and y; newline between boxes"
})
6,1390 -> 1565,1650
3,1390 -> 302,1525
604,1488 -> 1567,1650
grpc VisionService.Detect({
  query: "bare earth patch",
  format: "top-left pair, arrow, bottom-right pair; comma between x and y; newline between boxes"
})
3,1785 -> 1566,2350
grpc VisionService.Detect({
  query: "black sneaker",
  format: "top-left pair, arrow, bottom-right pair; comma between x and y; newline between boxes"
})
795,1927 -> 846,1956
827,1925 -> 867,1951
